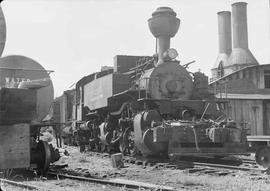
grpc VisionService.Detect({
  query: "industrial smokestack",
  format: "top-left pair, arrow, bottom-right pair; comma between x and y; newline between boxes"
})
232,2 -> 248,49
148,7 -> 180,65
212,11 -> 232,79
229,2 -> 258,66
218,11 -> 232,55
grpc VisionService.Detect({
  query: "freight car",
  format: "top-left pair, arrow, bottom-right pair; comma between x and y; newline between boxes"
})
53,89 -> 77,146
68,6 -> 248,159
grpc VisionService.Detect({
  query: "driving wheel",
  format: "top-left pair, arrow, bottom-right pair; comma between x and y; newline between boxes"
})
120,127 -> 136,155
255,146 -> 270,172
36,140 -> 51,175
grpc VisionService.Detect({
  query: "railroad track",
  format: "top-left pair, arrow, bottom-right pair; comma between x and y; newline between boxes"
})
0,178 -> 41,190
241,158 -> 257,165
74,151 -> 263,175
1,168 -> 175,191
49,153 -> 263,186
47,171 -> 176,191
0,152 -> 260,191
182,161 -> 261,175
120,155 -> 263,176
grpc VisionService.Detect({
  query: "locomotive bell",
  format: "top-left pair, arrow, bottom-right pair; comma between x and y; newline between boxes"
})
148,7 -> 180,64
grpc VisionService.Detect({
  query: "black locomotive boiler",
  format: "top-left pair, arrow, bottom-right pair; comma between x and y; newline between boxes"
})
69,7 -> 248,158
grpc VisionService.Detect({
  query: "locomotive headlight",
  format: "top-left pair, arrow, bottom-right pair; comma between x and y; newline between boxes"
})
163,48 -> 178,60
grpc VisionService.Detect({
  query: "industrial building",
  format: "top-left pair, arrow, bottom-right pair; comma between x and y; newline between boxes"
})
210,2 -> 270,135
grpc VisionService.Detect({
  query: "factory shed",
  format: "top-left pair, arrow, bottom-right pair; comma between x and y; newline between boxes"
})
209,64 -> 270,136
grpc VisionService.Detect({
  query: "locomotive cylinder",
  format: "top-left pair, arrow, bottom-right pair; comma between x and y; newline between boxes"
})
148,7 -> 180,64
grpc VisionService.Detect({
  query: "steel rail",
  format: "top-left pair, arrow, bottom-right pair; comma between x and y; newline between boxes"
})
123,155 -> 261,173
190,161 -> 260,172
0,178 -> 40,190
241,159 -> 257,165
48,172 -> 176,191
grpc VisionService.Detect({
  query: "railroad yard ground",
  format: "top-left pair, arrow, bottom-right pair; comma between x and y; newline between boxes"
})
2,143 -> 270,191
54,146 -> 270,191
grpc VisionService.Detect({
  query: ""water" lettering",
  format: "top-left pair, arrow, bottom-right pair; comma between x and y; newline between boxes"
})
5,77 -> 30,88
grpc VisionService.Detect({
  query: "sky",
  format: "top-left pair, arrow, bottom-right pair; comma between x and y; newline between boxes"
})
1,0 -> 269,97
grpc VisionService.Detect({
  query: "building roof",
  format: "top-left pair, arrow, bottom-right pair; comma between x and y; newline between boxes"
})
209,63 -> 270,85
216,93 -> 270,100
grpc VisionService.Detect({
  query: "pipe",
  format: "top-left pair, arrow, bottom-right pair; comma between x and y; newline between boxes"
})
217,11 -> 232,54
232,2 -> 248,49
157,36 -> 170,61
190,126 -> 200,152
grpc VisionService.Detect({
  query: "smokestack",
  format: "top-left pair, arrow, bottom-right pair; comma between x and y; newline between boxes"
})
212,11 -> 232,79
218,11 -> 232,55
232,2 -> 248,49
148,7 -> 180,65
229,2 -> 258,66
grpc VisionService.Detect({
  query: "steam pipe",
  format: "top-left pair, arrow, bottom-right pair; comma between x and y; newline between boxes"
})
157,36 -> 170,60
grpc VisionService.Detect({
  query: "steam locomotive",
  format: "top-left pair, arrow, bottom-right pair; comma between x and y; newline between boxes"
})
59,7 -> 248,158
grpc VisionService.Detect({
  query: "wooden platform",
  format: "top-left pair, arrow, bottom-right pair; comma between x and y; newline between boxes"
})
0,124 -> 30,169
